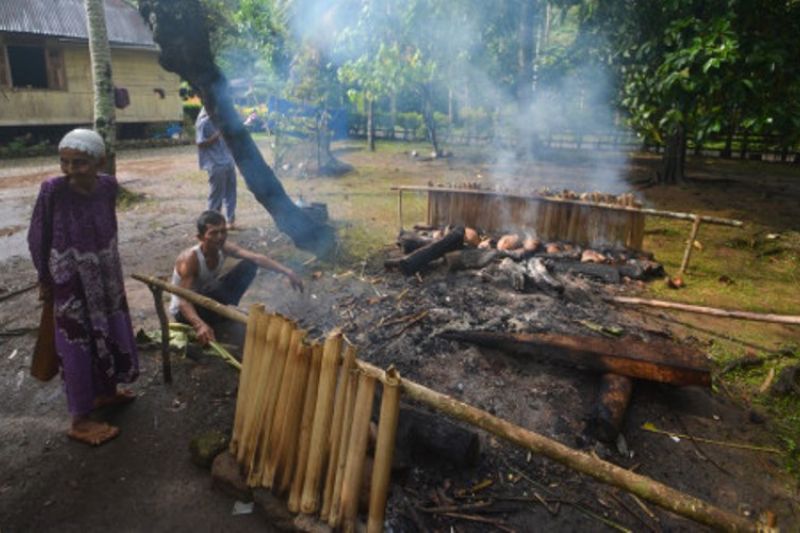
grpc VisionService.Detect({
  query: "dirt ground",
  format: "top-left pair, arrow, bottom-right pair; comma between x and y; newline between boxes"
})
1,141 -> 799,532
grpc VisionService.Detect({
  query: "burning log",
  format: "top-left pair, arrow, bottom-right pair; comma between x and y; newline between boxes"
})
138,0 -> 335,256
445,249 -> 498,271
439,330 -> 711,387
588,373 -> 634,443
548,260 -> 621,284
385,227 -> 465,275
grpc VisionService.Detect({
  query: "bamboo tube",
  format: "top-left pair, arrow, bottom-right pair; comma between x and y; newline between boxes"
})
679,215 -> 703,274
275,344 -> 312,494
263,328 -> 307,488
327,366 -> 359,528
237,313 -> 279,471
367,368 -> 401,533
128,281 -> 764,532
300,331 -> 343,514
249,318 -> 295,485
320,344 -> 358,520
231,303 -> 265,455
288,344 -> 323,513
340,372 -> 377,533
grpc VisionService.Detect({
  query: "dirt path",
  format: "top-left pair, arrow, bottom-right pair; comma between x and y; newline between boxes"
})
1,144 -> 798,531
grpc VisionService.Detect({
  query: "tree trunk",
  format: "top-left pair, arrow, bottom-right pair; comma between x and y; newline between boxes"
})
138,0 -> 335,256
660,123 -> 687,184
421,84 -> 440,156
367,97 -> 375,151
389,93 -> 397,140
516,0 -> 535,106
84,0 -> 116,175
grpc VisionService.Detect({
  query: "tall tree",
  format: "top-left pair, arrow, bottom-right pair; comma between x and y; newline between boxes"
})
138,0 -> 335,256
84,0 -> 116,174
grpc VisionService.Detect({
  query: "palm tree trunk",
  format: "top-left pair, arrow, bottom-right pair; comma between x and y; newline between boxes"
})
84,0 -> 116,174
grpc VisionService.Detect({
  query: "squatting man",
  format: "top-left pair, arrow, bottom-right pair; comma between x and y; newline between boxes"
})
170,210 -> 304,344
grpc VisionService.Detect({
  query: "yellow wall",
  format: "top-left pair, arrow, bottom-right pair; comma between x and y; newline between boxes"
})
0,42 -> 182,126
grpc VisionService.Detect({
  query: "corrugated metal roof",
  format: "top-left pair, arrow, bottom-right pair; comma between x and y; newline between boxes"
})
0,0 -> 156,48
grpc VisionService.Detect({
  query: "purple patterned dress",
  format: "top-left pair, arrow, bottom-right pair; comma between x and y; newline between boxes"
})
28,174 -> 139,418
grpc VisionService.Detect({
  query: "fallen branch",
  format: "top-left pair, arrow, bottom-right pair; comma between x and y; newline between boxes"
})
439,512 -> 516,533
607,296 -> 800,326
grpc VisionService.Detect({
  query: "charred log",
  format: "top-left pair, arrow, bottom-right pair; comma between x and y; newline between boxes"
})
397,230 -> 433,254
548,260 -> 621,283
138,0 -> 335,257
386,227 -> 465,275
445,249 -> 498,271
526,258 -> 564,294
439,330 -> 711,387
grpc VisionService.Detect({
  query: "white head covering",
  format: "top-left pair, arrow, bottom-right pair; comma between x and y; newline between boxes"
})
58,128 -> 106,158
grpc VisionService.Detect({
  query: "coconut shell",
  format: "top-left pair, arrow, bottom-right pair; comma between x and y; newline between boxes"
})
464,227 -> 481,247
496,234 -> 522,251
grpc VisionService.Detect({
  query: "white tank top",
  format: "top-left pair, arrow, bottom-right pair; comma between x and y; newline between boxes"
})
169,244 -> 226,316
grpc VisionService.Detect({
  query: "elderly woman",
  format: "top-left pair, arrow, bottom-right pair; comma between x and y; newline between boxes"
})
27,128 -> 139,446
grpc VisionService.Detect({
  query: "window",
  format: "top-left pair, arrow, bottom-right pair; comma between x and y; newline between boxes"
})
0,43 -> 66,90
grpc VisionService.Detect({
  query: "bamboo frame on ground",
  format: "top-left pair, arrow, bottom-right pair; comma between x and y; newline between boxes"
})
132,274 -> 768,532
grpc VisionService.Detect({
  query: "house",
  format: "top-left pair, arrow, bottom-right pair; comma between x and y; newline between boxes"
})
0,0 -> 181,138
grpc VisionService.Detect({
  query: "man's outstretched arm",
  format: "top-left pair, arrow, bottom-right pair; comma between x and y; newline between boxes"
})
224,242 -> 304,292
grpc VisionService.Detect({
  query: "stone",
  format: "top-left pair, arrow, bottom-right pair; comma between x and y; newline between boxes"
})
189,429 -> 229,469
211,452 -> 251,502
251,488 -> 299,531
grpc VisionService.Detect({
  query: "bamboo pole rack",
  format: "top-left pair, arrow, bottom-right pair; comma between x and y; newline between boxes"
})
132,274 -> 768,533
391,186 -> 744,273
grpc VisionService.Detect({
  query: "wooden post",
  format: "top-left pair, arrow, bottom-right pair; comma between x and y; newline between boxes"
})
397,189 -> 403,231
144,285 -> 172,384
367,368 -> 401,533
340,372 -> 377,533
679,215 -> 702,274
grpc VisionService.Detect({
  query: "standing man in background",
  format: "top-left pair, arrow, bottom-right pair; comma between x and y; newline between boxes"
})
195,107 -> 238,230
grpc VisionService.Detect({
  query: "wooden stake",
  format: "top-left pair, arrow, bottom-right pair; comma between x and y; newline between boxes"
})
231,303 -> 265,455
321,344 -> 358,520
145,285 -> 172,384
397,189 -> 404,231
679,215 -> 702,274
300,331 -> 343,514
340,372 -> 377,533
263,327 -> 307,488
327,365 -> 359,528
367,367 -> 401,533
288,344 -> 323,513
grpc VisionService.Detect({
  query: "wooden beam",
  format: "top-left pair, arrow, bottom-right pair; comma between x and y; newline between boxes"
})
440,330 -> 711,387
608,296 -> 800,326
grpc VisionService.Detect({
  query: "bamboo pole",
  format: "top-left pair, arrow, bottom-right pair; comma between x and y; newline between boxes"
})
231,303 -> 265,455
288,344 -> 323,513
321,344 -> 358,520
340,372 -> 377,533
237,313 -> 278,471
276,344 -> 312,494
327,365 -> 359,528
300,332 -> 343,514
131,277 -> 765,532
145,285 -> 172,384
367,367 -> 401,533
608,295 -> 800,326
263,328 -> 306,488
678,215 -> 703,274
250,318 -> 294,485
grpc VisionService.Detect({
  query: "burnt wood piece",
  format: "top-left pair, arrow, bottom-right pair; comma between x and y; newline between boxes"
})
394,405 -> 481,469
138,0 -> 335,257
445,249 -> 498,271
397,230 -> 433,254
526,258 -> 564,294
548,260 -> 621,283
498,258 -> 527,291
588,373 -> 633,443
439,330 -> 711,387
386,227 -> 465,275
